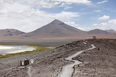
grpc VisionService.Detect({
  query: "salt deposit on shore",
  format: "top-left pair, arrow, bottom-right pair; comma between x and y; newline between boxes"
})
0,45 -> 36,55
0,45 -> 14,49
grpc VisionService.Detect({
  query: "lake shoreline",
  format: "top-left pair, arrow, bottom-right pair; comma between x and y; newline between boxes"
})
0,45 -> 36,55
0,45 -> 52,59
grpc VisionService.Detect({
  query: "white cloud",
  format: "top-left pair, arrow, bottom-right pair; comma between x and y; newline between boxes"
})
35,0 -> 57,8
0,0 -> 94,32
0,2 -> 30,14
98,15 -> 110,20
0,9 -> 7,14
92,19 -> 116,30
64,6 -> 72,10
3,0 -> 15,3
1,0 -> 57,9
65,21 -> 89,31
97,0 -> 108,4
101,22 -> 107,25
59,2 -> 67,7
93,24 -> 98,26
45,11 -> 79,22
12,0 -> 92,9
66,21 -> 80,27
1,0 -> 92,10
0,1 -> 79,32
52,0 -> 92,5
54,1 -> 61,5
108,19 -> 116,24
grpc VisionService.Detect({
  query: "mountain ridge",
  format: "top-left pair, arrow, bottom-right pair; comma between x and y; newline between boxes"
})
21,19 -> 87,38
88,29 -> 108,35
0,29 -> 25,36
105,29 -> 116,32
0,19 -> 115,39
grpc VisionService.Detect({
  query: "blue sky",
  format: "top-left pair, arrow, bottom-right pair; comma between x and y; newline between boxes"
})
0,0 -> 116,32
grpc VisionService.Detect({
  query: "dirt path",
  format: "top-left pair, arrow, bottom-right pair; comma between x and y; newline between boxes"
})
58,44 -> 95,77
27,66 -> 32,77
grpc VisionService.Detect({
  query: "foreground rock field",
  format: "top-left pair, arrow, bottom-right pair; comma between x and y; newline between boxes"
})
0,39 -> 116,77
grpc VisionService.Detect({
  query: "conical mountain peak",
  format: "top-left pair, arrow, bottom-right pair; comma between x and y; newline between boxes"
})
52,19 -> 62,22
51,19 -> 64,25
24,19 -> 85,38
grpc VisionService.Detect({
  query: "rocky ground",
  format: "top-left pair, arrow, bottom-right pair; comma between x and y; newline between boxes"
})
0,39 -> 116,77
73,39 -> 116,77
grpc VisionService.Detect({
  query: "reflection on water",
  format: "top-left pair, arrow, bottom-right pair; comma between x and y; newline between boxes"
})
0,45 -> 35,55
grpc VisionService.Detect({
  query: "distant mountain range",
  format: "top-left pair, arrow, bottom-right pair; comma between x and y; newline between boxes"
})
105,29 -> 116,32
0,29 -> 25,36
88,29 -> 108,34
20,19 -> 87,39
0,19 -> 116,39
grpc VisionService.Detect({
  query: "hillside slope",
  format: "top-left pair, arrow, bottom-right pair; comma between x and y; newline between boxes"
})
0,29 -> 25,36
21,19 -> 87,39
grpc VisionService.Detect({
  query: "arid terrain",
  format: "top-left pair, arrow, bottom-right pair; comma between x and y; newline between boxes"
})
0,0 -> 116,77
0,39 -> 116,77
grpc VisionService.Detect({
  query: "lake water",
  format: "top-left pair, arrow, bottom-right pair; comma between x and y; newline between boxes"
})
0,45 -> 35,55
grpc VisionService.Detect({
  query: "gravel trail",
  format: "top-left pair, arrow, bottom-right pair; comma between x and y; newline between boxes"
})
28,66 -> 32,77
58,44 -> 95,77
